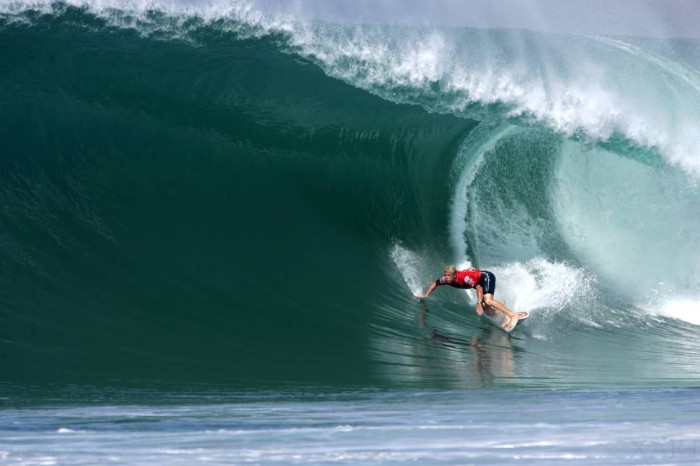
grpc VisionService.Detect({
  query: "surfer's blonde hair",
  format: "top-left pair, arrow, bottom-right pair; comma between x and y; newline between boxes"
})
444,265 -> 457,275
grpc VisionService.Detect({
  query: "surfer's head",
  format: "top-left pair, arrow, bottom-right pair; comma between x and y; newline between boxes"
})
443,265 -> 457,282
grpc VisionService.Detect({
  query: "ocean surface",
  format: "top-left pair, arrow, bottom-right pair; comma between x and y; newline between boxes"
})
1,1 -> 699,464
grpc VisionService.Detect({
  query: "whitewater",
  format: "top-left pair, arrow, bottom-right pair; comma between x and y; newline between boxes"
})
1,0 -> 700,464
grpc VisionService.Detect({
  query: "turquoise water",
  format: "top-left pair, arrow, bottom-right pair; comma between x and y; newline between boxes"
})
1,2 -> 700,464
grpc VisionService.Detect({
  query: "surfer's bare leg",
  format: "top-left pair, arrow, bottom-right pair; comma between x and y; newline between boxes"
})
483,295 -> 527,319
483,294 -> 519,329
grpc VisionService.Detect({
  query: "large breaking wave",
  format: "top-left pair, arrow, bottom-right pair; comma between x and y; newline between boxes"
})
1,1 -> 699,388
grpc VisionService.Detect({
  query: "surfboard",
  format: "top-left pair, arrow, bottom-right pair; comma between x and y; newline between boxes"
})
481,309 -> 529,333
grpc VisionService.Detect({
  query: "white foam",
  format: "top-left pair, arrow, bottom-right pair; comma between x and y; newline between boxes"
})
489,258 -> 594,316
389,243 -> 424,296
654,298 -> 700,326
56,428 -> 82,434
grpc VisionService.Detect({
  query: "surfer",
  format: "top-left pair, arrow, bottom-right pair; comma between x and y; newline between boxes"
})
419,265 -> 526,331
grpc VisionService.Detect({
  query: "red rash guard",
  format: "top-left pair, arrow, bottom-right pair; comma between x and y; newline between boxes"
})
436,269 -> 481,289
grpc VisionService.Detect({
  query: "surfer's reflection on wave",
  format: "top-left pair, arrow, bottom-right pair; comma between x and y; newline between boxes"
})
418,302 -> 515,388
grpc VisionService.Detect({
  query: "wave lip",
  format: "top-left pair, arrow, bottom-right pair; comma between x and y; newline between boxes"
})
4,1 -> 700,177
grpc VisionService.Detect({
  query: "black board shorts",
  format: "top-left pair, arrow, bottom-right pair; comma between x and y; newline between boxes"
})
479,271 -> 496,295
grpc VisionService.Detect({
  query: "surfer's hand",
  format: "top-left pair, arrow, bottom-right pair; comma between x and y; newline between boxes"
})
476,303 -> 484,316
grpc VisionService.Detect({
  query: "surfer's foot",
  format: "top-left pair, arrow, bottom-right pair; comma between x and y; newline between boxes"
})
503,315 -> 519,331
517,312 -> 529,319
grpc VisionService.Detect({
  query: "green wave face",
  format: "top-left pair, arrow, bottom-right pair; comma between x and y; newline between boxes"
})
2,5 -> 700,389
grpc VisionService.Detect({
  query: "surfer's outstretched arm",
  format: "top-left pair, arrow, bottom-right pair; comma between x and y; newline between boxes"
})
419,281 -> 438,299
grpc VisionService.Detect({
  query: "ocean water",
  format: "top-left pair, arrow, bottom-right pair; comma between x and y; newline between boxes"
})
1,1 -> 700,464
1,387 -> 700,465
